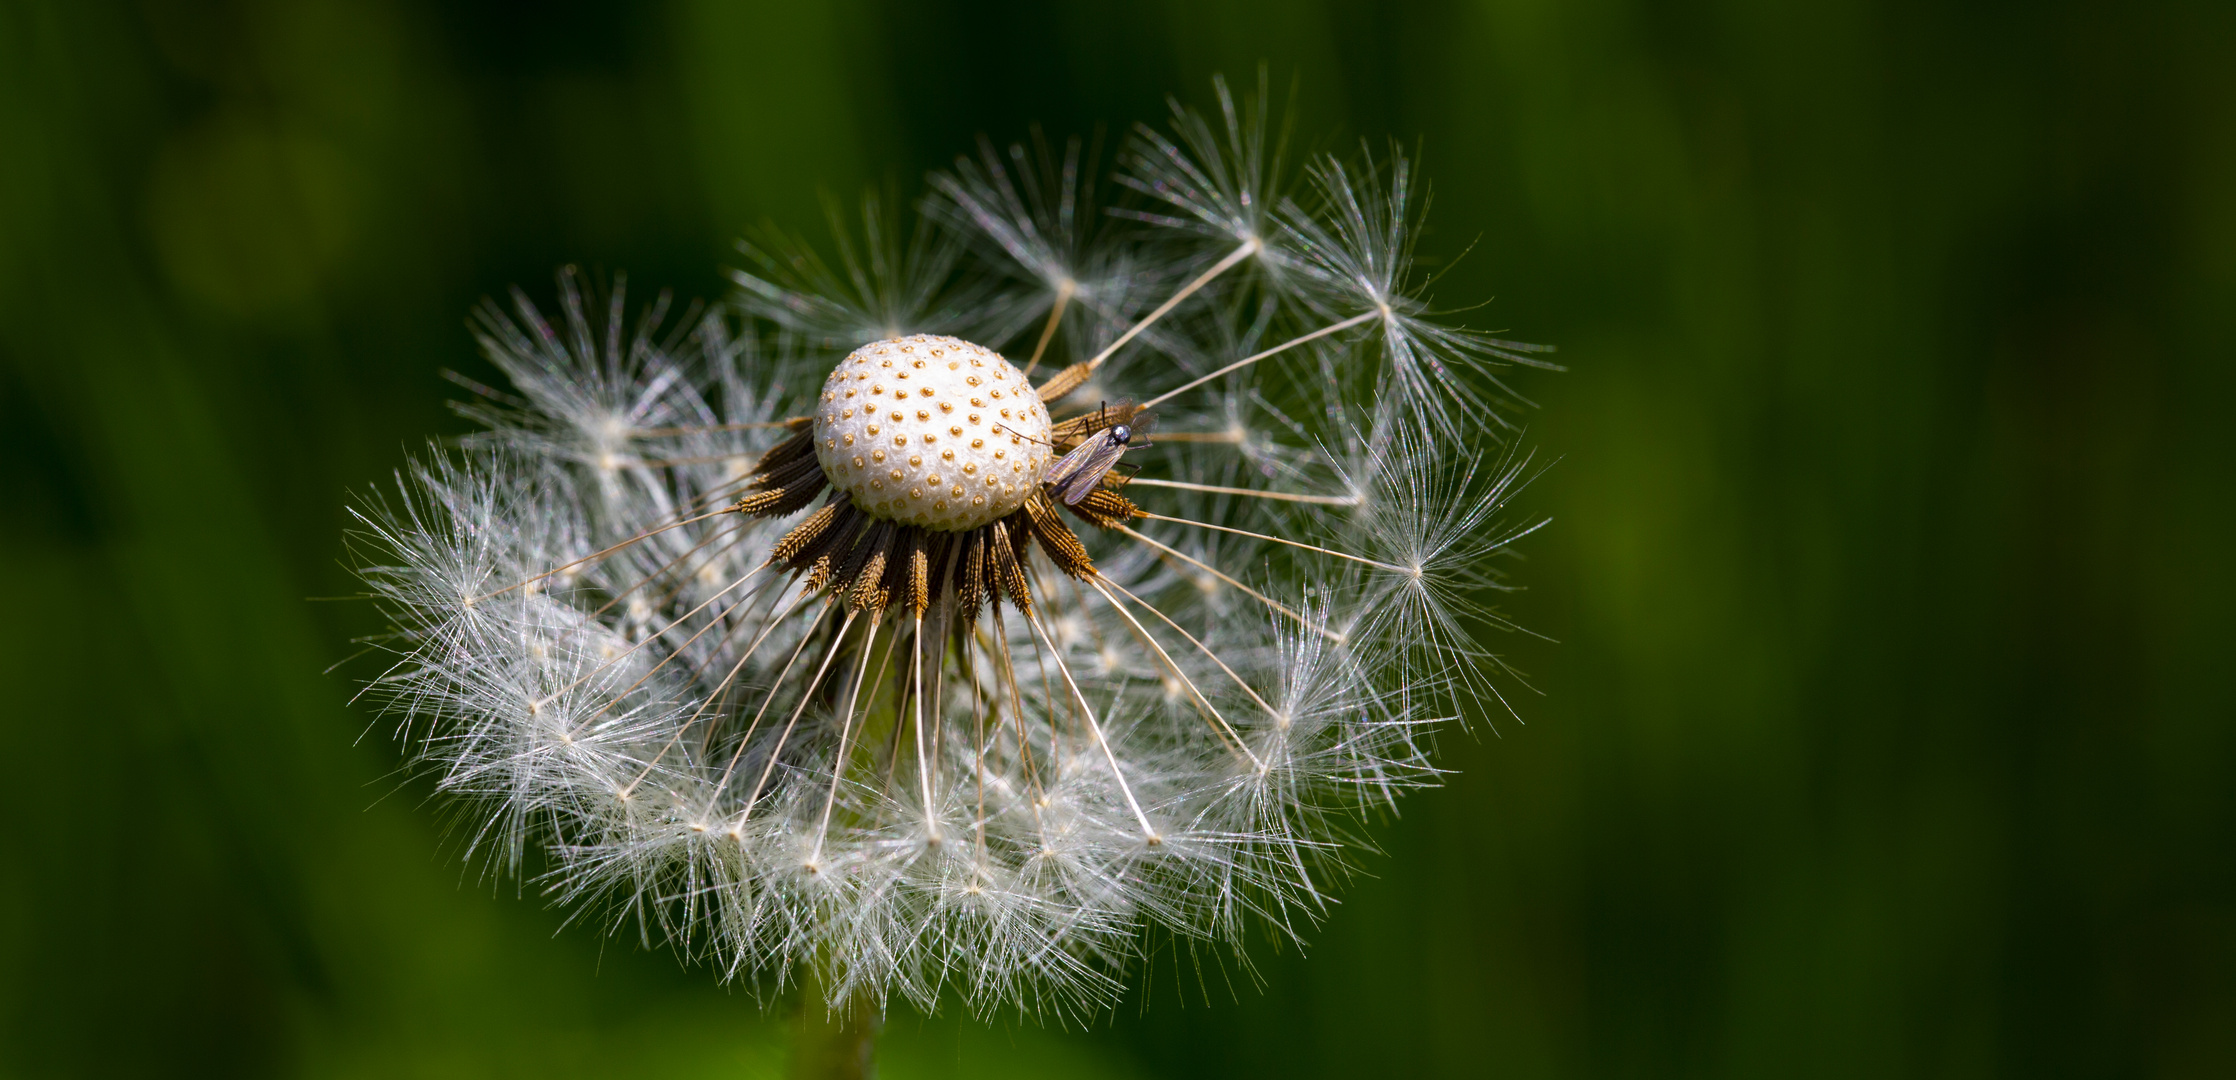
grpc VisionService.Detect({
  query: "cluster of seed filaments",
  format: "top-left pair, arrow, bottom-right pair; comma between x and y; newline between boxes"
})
814,335 -> 1052,532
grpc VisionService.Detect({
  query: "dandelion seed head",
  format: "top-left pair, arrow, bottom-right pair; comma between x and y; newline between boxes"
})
348,75 -> 1551,1020
813,335 -> 1050,531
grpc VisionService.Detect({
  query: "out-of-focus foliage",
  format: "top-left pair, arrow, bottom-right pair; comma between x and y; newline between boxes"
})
1,0 -> 2229,1076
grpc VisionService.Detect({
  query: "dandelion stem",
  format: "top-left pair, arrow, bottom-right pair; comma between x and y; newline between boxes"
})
789,982 -> 877,1080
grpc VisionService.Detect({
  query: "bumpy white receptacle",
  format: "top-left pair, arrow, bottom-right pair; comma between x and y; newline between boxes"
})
813,335 -> 1053,531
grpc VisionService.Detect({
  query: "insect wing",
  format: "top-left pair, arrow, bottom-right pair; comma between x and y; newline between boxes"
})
1048,431 -> 1129,505
1043,431 -> 1106,502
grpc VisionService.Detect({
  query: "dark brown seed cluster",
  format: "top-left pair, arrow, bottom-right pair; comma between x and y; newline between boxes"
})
727,361 -> 1145,621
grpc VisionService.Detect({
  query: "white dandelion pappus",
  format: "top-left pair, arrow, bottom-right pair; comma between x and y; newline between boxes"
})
349,74 -> 1548,1020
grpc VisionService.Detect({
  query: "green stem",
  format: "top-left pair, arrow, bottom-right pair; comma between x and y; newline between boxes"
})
788,983 -> 877,1080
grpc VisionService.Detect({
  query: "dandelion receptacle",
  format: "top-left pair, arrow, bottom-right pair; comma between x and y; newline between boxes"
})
350,76 -> 1553,1020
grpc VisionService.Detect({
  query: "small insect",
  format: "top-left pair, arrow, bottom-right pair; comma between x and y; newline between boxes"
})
1041,401 -> 1154,505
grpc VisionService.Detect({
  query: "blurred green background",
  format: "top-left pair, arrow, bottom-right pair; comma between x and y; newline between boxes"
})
3,0 -> 2231,1076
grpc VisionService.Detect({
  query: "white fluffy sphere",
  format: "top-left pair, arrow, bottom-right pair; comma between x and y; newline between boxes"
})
813,335 -> 1053,531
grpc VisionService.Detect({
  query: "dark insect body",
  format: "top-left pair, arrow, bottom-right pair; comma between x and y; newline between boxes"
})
1045,403 -> 1155,505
